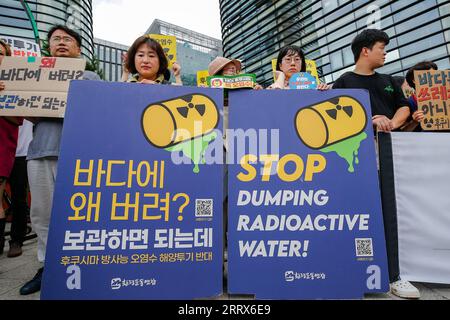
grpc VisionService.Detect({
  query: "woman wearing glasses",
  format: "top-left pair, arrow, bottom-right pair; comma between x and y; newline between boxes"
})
268,45 -> 330,90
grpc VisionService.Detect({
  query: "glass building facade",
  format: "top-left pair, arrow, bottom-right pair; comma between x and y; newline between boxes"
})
94,38 -> 129,82
220,0 -> 450,86
146,19 -> 223,86
0,0 -> 94,58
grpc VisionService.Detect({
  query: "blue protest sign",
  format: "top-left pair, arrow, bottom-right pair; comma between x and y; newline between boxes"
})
227,89 -> 389,299
289,72 -> 317,90
41,81 -> 223,299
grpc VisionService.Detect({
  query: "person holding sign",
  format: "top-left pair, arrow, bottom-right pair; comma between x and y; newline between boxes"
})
332,29 -> 410,134
0,39 -> 23,255
403,61 -> 438,132
207,56 -> 263,89
208,56 -> 241,77
333,29 -> 418,299
268,45 -> 330,90
19,25 -> 100,296
124,36 -> 182,85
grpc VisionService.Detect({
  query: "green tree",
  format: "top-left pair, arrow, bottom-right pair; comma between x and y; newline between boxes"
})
40,39 -> 50,57
85,55 -> 104,80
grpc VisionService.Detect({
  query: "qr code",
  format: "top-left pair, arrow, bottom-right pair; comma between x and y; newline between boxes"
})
195,199 -> 213,217
355,238 -> 373,257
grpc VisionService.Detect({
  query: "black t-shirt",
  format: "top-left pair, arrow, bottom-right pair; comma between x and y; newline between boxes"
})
333,72 -> 409,119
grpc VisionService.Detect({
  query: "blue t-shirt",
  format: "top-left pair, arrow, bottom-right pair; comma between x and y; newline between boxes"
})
27,71 -> 101,160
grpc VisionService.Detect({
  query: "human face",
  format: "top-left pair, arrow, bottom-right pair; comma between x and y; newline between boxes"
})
49,29 -> 81,58
0,43 -> 7,65
221,62 -> 237,76
367,41 -> 387,68
279,52 -> 302,79
135,43 -> 160,81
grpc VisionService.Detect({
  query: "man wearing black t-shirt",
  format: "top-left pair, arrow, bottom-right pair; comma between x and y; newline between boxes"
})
333,29 -> 419,299
333,30 -> 410,133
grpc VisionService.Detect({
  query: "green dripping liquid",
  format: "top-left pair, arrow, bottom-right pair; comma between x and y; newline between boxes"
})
166,132 -> 217,173
320,132 -> 367,173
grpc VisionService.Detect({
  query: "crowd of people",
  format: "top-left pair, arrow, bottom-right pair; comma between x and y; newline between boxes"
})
0,24 -> 442,299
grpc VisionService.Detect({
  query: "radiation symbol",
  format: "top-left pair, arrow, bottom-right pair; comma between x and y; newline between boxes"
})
141,94 -> 219,149
295,96 -> 368,150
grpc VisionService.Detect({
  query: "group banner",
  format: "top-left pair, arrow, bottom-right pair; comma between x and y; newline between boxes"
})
227,89 -> 389,299
0,56 -> 85,117
379,132 -> 450,284
41,82 -> 224,299
0,35 -> 40,57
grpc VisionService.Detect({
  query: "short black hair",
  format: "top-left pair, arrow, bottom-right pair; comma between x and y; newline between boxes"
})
276,45 -> 306,72
47,24 -> 82,48
125,36 -> 169,78
405,61 -> 438,89
351,29 -> 390,62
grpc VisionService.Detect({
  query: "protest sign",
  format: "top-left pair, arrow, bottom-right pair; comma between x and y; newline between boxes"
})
272,59 -> 320,83
227,89 -> 389,299
305,59 -> 320,83
147,34 -> 177,68
414,69 -> 450,131
0,56 -> 85,117
197,70 -> 209,87
41,82 -> 223,299
207,74 -> 256,89
0,35 -> 40,57
288,72 -> 317,90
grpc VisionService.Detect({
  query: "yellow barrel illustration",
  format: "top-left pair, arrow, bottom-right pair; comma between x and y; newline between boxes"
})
141,94 -> 219,148
295,96 -> 367,149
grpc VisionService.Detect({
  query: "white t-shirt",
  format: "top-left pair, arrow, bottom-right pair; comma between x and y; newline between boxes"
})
15,119 -> 33,157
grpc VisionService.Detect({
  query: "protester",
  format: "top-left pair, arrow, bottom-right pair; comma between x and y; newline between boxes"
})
19,25 -> 101,296
207,56 -> 263,89
124,36 -> 182,85
333,29 -> 410,133
0,39 -> 23,256
6,120 -> 33,258
402,61 -> 438,132
208,56 -> 241,77
268,45 -> 330,90
332,29 -> 418,298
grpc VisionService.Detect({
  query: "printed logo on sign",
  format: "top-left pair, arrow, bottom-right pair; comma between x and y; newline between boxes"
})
284,271 -> 326,282
285,271 -> 295,282
355,238 -> 374,258
211,79 -> 223,87
111,278 -> 122,290
195,199 -> 213,219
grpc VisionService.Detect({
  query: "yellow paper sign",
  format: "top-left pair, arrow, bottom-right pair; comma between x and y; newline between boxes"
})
197,70 -> 209,87
271,59 -> 278,82
271,58 -> 320,83
305,60 -> 320,83
147,34 -> 177,68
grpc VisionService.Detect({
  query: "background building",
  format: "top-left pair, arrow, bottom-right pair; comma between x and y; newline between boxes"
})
94,38 -> 129,82
0,0 -> 95,58
146,19 -> 223,86
220,0 -> 450,86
